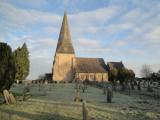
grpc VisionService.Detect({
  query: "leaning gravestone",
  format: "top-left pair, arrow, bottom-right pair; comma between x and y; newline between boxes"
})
82,101 -> 88,120
3,90 -> 11,104
3,89 -> 16,104
9,93 -> 16,104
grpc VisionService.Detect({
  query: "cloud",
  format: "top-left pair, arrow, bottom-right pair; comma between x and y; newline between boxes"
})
1,0 -> 160,79
0,2 -> 60,24
69,5 -> 119,35
0,1 -> 61,37
145,26 -> 160,43
39,38 -> 57,47
76,38 -> 101,48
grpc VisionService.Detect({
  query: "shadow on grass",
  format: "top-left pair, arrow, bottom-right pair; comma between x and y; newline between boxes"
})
27,99 -> 82,108
0,108 -> 78,120
35,112 -> 78,120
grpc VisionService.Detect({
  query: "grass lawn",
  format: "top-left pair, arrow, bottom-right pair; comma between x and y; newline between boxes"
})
0,83 -> 160,120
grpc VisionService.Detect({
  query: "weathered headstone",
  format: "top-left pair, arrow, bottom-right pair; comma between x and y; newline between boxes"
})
82,101 -> 88,120
22,85 -> 30,101
38,83 -> 41,91
45,80 -> 48,85
74,89 -> 80,102
9,93 -> 16,104
3,90 -> 11,104
3,89 -> 16,104
103,83 -> 106,94
137,81 -> 141,91
128,83 -> 131,95
74,83 -> 83,102
107,87 -> 112,103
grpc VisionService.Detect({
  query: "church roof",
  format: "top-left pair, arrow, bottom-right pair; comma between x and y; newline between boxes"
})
56,12 -> 75,54
107,61 -> 125,70
75,57 -> 107,73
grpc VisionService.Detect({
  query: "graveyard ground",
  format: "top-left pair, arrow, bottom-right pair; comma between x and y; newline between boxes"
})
0,83 -> 160,120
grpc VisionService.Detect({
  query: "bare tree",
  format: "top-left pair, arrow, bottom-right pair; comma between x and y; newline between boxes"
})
141,64 -> 152,91
38,74 -> 45,80
141,64 -> 152,78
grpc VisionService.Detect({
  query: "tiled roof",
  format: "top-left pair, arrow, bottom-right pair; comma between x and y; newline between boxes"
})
107,62 -> 125,70
75,57 -> 107,73
56,12 -> 75,54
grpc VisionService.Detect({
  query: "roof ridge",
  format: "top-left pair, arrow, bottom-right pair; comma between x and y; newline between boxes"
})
76,57 -> 103,59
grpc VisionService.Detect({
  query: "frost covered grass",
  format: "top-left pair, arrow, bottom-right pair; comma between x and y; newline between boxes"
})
0,83 -> 159,120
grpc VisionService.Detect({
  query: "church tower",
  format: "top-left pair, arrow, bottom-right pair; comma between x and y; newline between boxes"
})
52,12 -> 75,82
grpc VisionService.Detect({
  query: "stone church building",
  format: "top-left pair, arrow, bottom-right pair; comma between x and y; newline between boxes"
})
52,12 -> 108,82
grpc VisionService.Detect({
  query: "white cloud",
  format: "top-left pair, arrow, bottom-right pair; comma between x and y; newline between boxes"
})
1,0 -> 160,79
71,5 -> 118,24
104,23 -> 133,35
39,38 -> 57,47
76,38 -> 101,48
0,2 -> 60,24
0,1 -> 61,36
145,26 -> 160,43
109,39 -> 129,47
69,5 -> 119,35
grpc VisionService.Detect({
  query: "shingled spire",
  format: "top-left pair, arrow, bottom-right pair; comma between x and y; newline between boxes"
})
56,12 -> 75,54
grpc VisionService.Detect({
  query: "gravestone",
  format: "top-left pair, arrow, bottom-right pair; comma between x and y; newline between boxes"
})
9,93 -> 16,104
82,101 -> 88,120
3,89 -> 16,104
3,90 -> 11,104
22,85 -> 30,101
103,83 -> 106,94
107,87 -> 112,103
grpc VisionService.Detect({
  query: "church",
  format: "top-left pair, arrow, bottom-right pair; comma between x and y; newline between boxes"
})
52,12 -> 108,82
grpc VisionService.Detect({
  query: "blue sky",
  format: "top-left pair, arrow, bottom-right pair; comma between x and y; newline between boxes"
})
0,0 -> 160,79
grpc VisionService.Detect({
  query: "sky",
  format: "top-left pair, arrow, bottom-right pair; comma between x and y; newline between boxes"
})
0,0 -> 160,79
